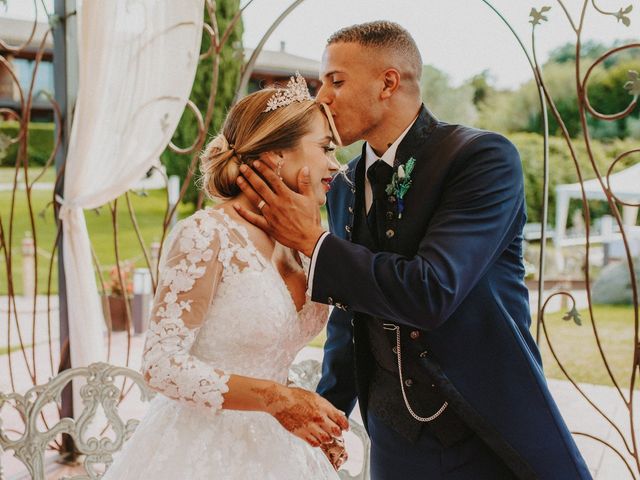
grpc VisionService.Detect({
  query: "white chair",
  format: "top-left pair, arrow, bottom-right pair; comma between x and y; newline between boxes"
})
1,360 -> 370,480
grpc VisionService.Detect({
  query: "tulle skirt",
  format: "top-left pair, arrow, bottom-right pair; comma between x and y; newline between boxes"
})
103,395 -> 338,480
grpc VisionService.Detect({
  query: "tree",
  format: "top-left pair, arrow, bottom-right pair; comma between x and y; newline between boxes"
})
161,0 -> 244,208
547,40 -> 608,65
421,65 -> 477,125
469,70 -> 496,106
586,60 -> 640,138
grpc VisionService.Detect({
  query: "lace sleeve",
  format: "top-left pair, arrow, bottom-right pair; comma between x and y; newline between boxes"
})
141,211 -> 230,410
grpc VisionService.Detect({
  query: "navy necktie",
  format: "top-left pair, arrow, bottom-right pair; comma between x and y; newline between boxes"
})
366,160 -> 394,236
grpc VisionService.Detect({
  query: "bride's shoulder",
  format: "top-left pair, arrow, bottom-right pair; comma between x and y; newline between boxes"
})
167,207 -> 231,243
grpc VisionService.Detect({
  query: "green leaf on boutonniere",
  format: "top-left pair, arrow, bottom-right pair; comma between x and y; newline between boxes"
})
385,157 -> 416,218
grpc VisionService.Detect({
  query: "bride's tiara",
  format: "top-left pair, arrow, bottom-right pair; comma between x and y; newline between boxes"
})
263,72 -> 312,112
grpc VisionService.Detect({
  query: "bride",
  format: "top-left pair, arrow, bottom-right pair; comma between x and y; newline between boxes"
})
103,75 -> 348,479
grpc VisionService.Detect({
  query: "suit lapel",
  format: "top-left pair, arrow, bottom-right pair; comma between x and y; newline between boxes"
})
390,106 -> 439,252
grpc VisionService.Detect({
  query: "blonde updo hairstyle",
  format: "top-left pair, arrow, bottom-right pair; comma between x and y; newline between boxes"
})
200,89 -> 321,200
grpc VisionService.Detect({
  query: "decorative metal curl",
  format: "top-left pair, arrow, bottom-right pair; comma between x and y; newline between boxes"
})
606,149 -> 640,208
0,0 -> 39,53
0,363 -> 155,480
582,45 -> 640,121
167,99 -> 206,155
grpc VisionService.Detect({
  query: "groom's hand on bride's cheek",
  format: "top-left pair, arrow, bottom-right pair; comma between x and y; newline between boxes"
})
235,162 -> 325,257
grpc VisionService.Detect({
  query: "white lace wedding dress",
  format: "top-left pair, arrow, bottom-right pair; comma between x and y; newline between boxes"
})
103,208 -> 338,480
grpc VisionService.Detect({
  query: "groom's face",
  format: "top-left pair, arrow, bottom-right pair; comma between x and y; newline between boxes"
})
316,42 -> 385,146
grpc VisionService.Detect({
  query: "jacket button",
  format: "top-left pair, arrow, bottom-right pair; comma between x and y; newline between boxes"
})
386,211 -> 394,220
410,330 -> 420,340
419,350 -> 428,358
348,206 -> 354,213
350,318 -> 355,326
392,346 -> 398,354
345,225 -> 351,233
351,187 -> 356,194
327,297 -> 333,305
404,378 -> 414,387
386,229 -> 395,238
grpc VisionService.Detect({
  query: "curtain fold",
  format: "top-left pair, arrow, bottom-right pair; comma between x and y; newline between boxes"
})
60,0 -> 204,415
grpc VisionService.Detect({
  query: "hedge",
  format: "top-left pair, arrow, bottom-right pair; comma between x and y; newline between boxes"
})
0,121 -> 56,167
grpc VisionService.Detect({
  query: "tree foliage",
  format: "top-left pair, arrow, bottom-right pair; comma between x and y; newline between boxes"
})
473,40 -> 640,139
161,0 -> 244,208
421,65 -> 477,125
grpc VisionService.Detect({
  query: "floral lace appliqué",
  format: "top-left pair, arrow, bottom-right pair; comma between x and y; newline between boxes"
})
142,211 -> 230,409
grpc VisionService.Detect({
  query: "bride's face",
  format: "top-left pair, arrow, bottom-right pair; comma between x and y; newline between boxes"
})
276,111 -> 340,205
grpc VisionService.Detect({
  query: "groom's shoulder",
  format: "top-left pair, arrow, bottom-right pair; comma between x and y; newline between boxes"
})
432,122 -> 518,160
434,121 -> 509,146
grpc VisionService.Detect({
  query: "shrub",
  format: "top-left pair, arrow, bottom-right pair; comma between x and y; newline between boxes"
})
0,121 -> 55,167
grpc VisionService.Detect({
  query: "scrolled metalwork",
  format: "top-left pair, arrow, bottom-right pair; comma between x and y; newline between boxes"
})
0,362 -> 156,480
1,0 -> 638,477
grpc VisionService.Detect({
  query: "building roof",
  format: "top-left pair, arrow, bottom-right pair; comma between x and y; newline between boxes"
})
0,17 -> 320,78
556,163 -> 640,202
245,46 -> 320,78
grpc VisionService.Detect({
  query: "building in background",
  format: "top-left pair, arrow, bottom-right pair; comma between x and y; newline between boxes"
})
0,17 -> 54,121
0,18 -> 320,122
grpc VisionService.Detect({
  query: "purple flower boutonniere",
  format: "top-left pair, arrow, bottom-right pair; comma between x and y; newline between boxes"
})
385,157 -> 416,219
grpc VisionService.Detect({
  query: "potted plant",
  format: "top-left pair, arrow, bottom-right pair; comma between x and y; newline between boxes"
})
102,261 -> 134,331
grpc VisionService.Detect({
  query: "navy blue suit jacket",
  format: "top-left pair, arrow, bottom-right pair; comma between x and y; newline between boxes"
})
314,107 -> 591,479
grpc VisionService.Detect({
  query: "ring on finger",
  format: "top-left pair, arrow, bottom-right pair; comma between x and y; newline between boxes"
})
257,200 -> 266,210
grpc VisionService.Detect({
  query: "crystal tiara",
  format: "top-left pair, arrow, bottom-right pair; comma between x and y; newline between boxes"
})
263,72 -> 313,112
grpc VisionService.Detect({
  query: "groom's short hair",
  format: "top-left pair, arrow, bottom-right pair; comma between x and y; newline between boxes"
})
327,21 -> 423,81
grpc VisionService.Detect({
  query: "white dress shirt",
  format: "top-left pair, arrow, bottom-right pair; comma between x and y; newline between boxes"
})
308,116 -> 418,294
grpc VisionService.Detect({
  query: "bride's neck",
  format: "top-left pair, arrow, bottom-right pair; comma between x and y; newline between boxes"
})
230,192 -> 261,216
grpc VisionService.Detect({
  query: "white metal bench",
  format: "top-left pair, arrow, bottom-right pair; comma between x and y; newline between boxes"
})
0,360 -> 370,480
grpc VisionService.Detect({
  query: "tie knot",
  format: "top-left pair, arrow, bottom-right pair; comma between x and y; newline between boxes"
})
367,160 -> 394,196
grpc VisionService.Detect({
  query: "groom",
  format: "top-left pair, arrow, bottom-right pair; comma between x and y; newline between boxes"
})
236,21 -> 591,480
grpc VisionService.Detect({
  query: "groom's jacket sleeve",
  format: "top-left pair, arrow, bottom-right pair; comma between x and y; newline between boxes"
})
315,199 -> 359,415
311,133 -> 524,331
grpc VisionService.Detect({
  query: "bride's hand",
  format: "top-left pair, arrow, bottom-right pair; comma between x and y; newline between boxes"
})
257,384 -> 349,447
320,435 -> 348,470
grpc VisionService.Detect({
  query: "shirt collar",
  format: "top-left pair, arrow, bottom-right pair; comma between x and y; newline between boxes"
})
364,115 -> 419,171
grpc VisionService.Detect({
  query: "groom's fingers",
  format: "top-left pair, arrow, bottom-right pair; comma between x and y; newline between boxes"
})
252,160 -> 289,196
235,178 -> 263,208
233,203 -> 270,231
239,163 -> 278,203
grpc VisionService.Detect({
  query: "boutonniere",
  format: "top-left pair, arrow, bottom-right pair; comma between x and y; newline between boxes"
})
385,157 -> 416,218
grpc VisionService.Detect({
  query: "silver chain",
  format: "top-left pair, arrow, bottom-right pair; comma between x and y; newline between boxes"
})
383,323 -> 448,423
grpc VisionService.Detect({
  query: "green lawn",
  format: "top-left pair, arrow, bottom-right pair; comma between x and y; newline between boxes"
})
0,187 -> 194,295
536,305 -> 638,388
309,305 -> 638,388
0,166 -> 56,184
1,179 -> 328,295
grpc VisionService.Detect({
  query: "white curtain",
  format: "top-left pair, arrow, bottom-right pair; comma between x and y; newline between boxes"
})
59,0 -> 204,414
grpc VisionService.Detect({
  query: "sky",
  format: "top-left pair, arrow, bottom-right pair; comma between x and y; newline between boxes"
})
2,0 -> 638,89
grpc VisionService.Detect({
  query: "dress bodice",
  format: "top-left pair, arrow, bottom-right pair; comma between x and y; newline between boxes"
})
141,207 -> 328,409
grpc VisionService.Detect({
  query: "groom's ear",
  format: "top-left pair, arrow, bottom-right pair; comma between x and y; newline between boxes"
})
380,68 -> 401,100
